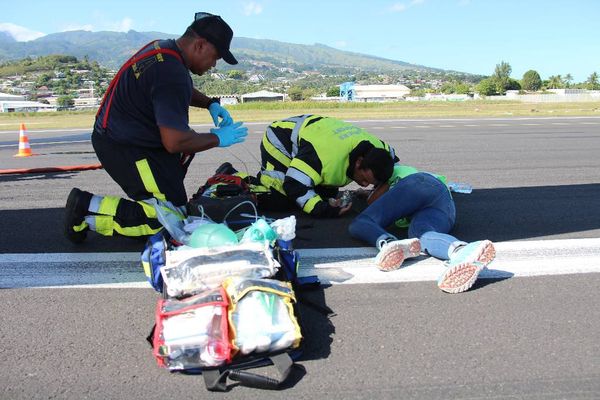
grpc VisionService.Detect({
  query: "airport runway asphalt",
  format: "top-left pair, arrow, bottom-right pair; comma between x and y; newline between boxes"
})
1,117 -> 599,399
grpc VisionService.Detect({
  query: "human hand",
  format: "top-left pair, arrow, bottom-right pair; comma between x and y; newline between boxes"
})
210,121 -> 248,147
338,202 -> 353,216
328,198 -> 352,215
328,197 -> 341,207
208,102 -> 233,127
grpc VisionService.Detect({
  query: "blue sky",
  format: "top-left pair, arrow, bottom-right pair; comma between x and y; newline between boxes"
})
1,0 -> 598,82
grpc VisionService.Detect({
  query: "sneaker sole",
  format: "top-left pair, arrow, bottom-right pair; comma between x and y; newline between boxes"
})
437,261 -> 484,294
375,238 -> 421,272
476,240 -> 496,267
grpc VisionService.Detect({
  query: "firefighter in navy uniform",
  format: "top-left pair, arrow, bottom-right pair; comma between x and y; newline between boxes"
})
64,12 -> 248,243
254,114 -> 399,217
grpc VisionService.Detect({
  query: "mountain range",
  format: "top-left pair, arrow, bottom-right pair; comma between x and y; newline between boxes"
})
0,29 -> 458,76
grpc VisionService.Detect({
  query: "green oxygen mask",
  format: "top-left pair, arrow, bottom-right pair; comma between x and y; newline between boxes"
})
188,223 -> 239,248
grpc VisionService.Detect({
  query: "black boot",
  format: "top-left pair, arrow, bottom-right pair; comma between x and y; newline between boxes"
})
215,162 -> 238,175
64,188 -> 93,244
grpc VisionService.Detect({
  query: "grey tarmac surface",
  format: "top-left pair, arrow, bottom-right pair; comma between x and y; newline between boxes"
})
1,117 -> 599,399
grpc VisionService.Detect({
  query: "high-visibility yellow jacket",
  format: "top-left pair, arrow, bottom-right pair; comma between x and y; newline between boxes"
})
259,114 -> 397,217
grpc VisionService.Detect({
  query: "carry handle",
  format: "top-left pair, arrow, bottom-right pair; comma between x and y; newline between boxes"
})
230,353 -> 293,390
202,353 -> 293,391
228,369 -> 281,390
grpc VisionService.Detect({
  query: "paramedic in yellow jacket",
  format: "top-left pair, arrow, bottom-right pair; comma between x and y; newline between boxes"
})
256,114 -> 399,218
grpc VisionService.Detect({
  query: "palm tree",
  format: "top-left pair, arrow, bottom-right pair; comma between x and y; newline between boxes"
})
547,75 -> 563,89
564,73 -> 573,88
586,72 -> 599,90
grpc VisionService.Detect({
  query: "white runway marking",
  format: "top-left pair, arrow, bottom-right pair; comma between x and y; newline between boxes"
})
1,238 -> 599,289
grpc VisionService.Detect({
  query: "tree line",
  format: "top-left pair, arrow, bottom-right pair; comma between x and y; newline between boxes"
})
2,55 -> 598,103
475,61 -> 599,96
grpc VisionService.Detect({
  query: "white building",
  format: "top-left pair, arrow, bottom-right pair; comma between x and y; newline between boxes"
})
340,83 -> 411,102
0,100 -> 56,112
353,84 -> 411,102
0,92 -> 26,101
217,95 -> 239,106
73,97 -> 99,109
241,90 -> 286,103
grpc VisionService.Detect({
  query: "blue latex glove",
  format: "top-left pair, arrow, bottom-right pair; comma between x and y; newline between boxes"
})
208,102 -> 233,127
211,121 -> 248,147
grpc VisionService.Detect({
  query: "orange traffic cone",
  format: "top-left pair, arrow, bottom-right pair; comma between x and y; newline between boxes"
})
13,123 -> 36,157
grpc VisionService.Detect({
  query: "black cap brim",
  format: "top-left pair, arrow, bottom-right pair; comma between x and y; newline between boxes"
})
221,49 -> 238,65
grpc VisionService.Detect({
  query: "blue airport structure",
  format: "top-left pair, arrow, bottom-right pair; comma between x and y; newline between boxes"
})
340,82 -> 355,101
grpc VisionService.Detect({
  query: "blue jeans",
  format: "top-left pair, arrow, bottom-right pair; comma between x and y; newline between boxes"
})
348,173 -> 464,260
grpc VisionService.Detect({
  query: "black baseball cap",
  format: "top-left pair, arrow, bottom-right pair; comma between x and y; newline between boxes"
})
190,12 -> 238,65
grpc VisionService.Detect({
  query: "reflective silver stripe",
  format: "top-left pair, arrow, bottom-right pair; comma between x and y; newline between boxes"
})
284,114 -> 312,157
262,169 -> 286,181
296,189 -> 317,208
88,195 -> 103,213
388,146 -> 396,160
265,126 -> 291,158
85,215 -> 96,232
287,167 -> 313,187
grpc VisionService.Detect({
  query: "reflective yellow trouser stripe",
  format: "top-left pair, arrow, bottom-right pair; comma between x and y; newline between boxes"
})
259,171 -> 285,194
93,195 -> 157,218
136,159 -> 166,202
139,200 -> 158,218
73,221 -> 88,232
302,195 -> 321,214
97,196 -> 120,216
92,215 -> 162,237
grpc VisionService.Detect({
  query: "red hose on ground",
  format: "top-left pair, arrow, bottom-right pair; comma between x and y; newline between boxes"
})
0,164 -> 103,175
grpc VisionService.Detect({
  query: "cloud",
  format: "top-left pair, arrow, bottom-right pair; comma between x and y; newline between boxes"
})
243,2 -> 264,15
390,3 -> 407,12
0,22 -> 45,41
390,0 -> 425,12
335,40 -> 347,48
59,17 -> 134,33
110,17 -> 134,32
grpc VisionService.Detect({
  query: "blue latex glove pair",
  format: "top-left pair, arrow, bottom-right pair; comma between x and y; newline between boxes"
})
211,121 -> 248,147
208,102 -> 233,127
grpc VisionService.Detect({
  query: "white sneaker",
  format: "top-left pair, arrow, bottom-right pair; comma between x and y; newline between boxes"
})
437,240 -> 496,294
375,238 -> 421,271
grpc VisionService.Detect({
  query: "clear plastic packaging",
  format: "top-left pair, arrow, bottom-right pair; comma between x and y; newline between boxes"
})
161,242 -> 279,298
154,287 -> 231,370
224,277 -> 302,356
269,216 -> 296,241
447,182 -> 473,194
